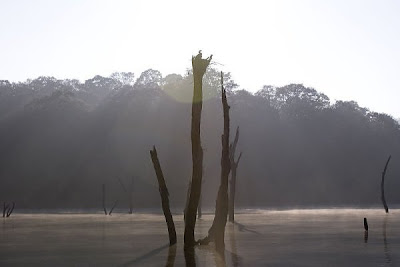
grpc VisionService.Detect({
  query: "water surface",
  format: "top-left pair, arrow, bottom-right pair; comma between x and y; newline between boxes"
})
1,209 -> 399,266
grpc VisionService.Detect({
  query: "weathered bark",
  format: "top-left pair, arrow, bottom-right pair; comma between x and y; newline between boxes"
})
184,51 -> 212,247
228,127 -> 242,222
199,71 -> 231,253
102,184 -> 107,215
381,155 -> 391,213
150,146 -> 177,245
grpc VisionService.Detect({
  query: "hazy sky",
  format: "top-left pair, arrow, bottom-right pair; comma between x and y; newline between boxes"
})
1,0 -> 399,117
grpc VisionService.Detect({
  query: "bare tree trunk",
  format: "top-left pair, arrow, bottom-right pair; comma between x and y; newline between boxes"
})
228,127 -> 242,222
184,51 -> 212,248
150,146 -> 177,245
381,155 -> 391,213
199,72 -> 231,253
102,184 -> 107,215
212,71 -> 231,252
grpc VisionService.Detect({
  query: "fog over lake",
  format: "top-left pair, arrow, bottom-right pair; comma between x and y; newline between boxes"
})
1,209 -> 399,266
1,2 -> 400,265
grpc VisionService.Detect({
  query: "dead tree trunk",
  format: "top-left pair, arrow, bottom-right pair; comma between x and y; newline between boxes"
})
150,146 -> 177,245
184,51 -> 212,248
212,71 -> 231,252
102,184 -> 107,215
228,127 -> 242,222
381,155 -> 391,213
199,72 -> 231,253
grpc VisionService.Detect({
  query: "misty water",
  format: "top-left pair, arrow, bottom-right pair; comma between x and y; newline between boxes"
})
1,209 -> 399,266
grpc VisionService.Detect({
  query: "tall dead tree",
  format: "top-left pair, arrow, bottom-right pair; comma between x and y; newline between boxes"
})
184,51 -> 212,248
150,146 -> 177,245
228,127 -> 242,222
381,155 -> 391,213
199,71 -> 231,253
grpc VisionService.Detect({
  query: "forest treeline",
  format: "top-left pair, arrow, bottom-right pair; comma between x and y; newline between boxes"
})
0,69 -> 399,209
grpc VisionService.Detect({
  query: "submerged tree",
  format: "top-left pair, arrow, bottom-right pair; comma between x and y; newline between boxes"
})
3,202 -> 15,218
102,184 -> 118,216
381,155 -> 391,213
228,127 -> 242,222
184,51 -> 212,248
199,71 -> 231,253
150,146 -> 177,245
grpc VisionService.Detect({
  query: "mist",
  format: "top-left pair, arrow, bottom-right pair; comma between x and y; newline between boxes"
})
1,69 -> 399,210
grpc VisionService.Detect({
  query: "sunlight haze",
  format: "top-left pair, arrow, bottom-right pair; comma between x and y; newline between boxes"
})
1,0 -> 399,117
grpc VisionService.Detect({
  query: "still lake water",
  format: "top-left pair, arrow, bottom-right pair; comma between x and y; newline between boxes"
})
1,209 -> 399,266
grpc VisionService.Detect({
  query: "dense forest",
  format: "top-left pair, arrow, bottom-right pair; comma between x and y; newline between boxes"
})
1,69 -> 399,210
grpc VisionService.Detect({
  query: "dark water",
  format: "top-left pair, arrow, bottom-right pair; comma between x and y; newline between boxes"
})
1,209 -> 399,266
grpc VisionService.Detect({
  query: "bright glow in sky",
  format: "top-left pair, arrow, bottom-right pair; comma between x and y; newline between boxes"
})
1,0 -> 399,117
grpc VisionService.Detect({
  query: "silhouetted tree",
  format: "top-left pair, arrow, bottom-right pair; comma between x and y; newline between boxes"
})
150,146 -> 177,245
199,72 -> 231,253
184,51 -> 212,248
381,155 -> 391,213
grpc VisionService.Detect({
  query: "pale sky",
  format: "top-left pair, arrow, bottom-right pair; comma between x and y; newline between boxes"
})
1,0 -> 399,117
